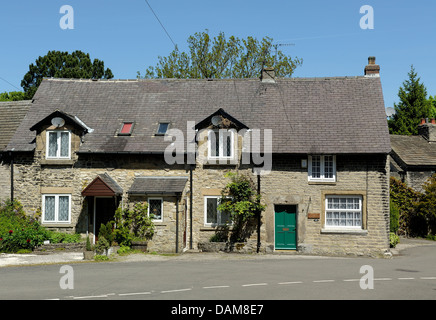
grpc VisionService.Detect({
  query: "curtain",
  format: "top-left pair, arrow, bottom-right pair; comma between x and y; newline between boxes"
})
58,196 -> 69,221
44,196 -> 56,221
48,132 -> 58,157
60,132 -> 69,157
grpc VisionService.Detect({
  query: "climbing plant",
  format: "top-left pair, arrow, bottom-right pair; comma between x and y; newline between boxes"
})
218,172 -> 265,242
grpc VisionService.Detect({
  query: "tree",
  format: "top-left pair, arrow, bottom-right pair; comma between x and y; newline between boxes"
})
141,30 -> 302,79
218,173 -> 265,242
428,96 -> 436,119
416,174 -> 436,236
388,65 -> 432,135
21,50 -> 114,99
0,91 -> 26,101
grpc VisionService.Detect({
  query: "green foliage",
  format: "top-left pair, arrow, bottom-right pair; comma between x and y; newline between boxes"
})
98,221 -> 114,245
428,96 -> 436,119
94,254 -> 109,261
390,177 -> 424,237
95,236 -> 110,255
21,50 -> 114,99
416,174 -> 436,235
114,202 -> 154,246
141,30 -> 302,79
117,245 -> 132,255
86,235 -> 92,251
390,232 -> 400,248
0,91 -> 26,101
0,199 -> 82,252
390,199 -> 400,234
218,173 -> 265,242
388,65 -> 432,135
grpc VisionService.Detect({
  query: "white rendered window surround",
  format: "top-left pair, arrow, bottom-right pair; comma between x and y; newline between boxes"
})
324,195 -> 362,229
42,194 -> 71,224
308,155 -> 336,182
207,129 -> 235,160
148,198 -> 163,222
46,130 -> 71,159
204,196 -> 232,227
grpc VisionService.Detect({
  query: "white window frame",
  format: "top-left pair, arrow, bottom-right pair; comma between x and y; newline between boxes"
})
42,194 -> 71,224
204,196 -> 232,227
308,155 -> 336,182
148,197 -> 163,222
46,130 -> 71,159
207,129 -> 235,160
324,195 -> 362,230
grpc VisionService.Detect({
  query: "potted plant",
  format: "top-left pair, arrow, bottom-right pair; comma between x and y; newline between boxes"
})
83,235 -> 95,260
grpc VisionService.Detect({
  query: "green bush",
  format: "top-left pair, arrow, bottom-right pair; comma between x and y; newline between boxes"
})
390,232 -> 400,248
95,236 -> 110,255
0,199 -> 82,253
390,199 -> 400,234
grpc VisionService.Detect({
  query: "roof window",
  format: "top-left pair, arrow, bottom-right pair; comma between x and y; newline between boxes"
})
119,122 -> 134,135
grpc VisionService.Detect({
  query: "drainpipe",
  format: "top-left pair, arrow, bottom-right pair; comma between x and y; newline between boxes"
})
175,194 -> 179,253
257,173 -> 261,253
9,151 -> 14,202
189,165 -> 193,250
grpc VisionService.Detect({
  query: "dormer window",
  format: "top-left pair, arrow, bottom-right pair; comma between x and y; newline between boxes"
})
119,122 -> 134,136
46,131 -> 71,159
156,122 -> 169,135
208,129 -> 234,159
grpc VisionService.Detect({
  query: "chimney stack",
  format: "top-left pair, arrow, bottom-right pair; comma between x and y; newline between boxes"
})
364,56 -> 380,77
261,66 -> 275,83
418,118 -> 436,143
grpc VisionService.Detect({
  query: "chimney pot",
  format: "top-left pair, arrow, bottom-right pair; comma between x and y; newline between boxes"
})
420,118 -> 426,125
364,56 -> 380,77
261,66 -> 275,83
431,118 -> 436,124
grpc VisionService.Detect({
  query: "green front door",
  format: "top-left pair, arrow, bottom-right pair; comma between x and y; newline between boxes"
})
275,205 -> 297,250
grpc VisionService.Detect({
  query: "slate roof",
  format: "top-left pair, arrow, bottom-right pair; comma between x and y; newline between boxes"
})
390,134 -> 436,168
128,176 -> 189,195
5,76 -> 390,154
0,100 -> 31,151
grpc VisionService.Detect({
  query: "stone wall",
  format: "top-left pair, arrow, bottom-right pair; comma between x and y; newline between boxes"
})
190,153 -> 390,257
10,132 -> 390,257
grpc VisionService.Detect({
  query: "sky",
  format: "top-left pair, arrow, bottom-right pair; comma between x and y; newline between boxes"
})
0,0 -> 435,110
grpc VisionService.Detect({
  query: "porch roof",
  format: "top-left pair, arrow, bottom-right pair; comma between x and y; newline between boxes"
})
82,173 -> 123,196
128,176 -> 188,195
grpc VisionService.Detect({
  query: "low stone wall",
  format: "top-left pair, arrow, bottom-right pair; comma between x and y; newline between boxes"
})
198,241 -> 263,253
34,242 -> 85,253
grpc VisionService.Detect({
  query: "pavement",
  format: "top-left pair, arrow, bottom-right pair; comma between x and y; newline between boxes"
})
0,237 -> 434,267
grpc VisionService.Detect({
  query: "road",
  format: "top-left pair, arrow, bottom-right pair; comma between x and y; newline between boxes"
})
0,240 -> 435,302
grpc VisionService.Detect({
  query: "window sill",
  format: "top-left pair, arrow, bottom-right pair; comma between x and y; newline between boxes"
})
321,228 -> 367,235
204,158 -> 238,166
308,181 -> 336,185
42,222 -> 73,227
201,226 -> 233,231
41,159 -> 75,166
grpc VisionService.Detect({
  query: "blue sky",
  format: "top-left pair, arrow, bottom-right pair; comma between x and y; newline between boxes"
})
0,0 -> 435,109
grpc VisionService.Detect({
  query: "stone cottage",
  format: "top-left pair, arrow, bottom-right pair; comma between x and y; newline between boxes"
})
0,100 -> 31,201
390,118 -> 436,192
3,57 -> 391,256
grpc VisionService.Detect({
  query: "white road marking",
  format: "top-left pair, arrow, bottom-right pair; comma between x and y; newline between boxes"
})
374,278 -> 392,281
161,288 -> 192,293
203,285 -> 230,289
343,279 -> 360,282
118,292 -> 151,296
313,280 -> 335,283
278,281 -> 303,285
420,277 -> 436,280
398,277 -> 415,280
242,283 -> 268,287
